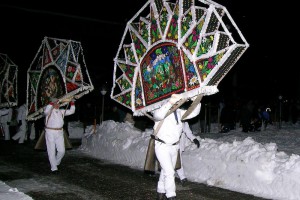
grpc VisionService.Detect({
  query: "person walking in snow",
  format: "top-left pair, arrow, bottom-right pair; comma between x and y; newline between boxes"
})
176,122 -> 200,186
12,104 -> 27,144
0,107 -> 12,140
44,98 -> 75,173
152,94 -> 201,200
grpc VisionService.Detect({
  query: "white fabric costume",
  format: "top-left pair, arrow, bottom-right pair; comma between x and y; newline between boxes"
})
176,122 -> 196,181
12,104 -> 27,143
152,95 -> 201,198
0,108 -> 12,140
44,101 -> 75,172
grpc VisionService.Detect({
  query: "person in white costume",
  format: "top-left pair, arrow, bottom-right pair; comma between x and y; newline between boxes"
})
44,98 -> 75,173
176,122 -> 200,186
12,104 -> 27,144
152,94 -> 201,200
0,108 -> 12,140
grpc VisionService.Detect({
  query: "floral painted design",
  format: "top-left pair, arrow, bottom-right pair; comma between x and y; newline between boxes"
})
197,35 -> 214,57
183,17 -> 205,54
197,52 -> 224,82
141,43 -> 184,104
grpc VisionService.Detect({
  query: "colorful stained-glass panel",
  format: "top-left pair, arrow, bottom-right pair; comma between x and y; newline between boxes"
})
118,63 -> 135,83
159,6 -> 169,35
166,5 -> 179,41
150,9 -> 161,44
141,43 -> 184,105
36,66 -> 65,108
139,18 -> 149,43
117,75 -> 131,91
116,91 -> 132,108
124,45 -> 137,64
130,30 -> 147,61
196,52 -> 224,82
134,73 -> 143,109
183,18 -> 205,54
181,9 -> 193,38
66,63 -> 77,79
182,52 -> 200,90
197,35 -> 214,57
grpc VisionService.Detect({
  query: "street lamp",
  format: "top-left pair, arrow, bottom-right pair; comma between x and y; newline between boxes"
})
100,85 -> 107,125
278,95 -> 282,129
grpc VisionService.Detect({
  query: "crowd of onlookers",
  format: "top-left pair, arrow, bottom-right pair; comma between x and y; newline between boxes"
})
218,97 -> 300,133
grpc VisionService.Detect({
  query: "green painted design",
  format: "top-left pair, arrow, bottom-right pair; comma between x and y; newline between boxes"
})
181,9 -> 193,37
130,30 -> 147,61
183,17 -> 205,54
117,92 -> 131,108
197,52 -> 224,82
182,53 -> 200,90
139,19 -> 149,43
117,76 -> 131,91
197,35 -> 214,57
159,6 -> 169,35
141,43 -> 184,105
118,63 -> 135,83
124,46 -> 137,64
166,5 -> 179,41
150,9 -> 162,44
134,73 -> 144,109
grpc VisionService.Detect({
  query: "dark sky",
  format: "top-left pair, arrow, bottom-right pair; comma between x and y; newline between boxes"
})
0,0 -> 299,106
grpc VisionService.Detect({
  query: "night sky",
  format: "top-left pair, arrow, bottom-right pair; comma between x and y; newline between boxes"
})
0,0 -> 299,108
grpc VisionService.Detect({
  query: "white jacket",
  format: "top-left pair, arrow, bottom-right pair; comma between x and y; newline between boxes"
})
152,101 -> 201,145
44,102 -> 75,129
0,108 -> 12,123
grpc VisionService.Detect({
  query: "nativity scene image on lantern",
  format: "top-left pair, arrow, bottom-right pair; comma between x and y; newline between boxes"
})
0,53 -> 18,108
26,36 -> 94,120
111,0 -> 249,116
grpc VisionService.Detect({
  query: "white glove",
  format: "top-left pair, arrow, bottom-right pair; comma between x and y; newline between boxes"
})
169,94 -> 182,105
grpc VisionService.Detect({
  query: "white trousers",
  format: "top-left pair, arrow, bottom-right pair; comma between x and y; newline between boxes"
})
155,141 -> 178,198
1,123 -> 10,140
45,129 -> 65,171
12,123 -> 27,143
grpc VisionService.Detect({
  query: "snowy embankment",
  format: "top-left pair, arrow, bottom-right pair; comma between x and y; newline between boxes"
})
78,120 -> 300,200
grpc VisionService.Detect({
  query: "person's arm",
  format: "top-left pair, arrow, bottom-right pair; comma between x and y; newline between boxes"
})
64,101 -> 75,116
152,94 -> 182,121
183,122 -> 200,148
182,103 -> 201,120
0,109 -> 9,116
183,122 -> 196,141
44,104 -> 53,116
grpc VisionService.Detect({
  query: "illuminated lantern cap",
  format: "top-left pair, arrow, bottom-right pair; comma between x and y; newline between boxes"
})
111,0 -> 249,116
0,53 -> 18,108
26,36 -> 94,120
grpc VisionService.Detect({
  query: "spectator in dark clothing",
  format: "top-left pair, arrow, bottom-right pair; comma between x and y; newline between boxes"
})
220,102 -> 236,133
240,101 -> 253,133
83,102 -> 96,131
105,105 -> 120,122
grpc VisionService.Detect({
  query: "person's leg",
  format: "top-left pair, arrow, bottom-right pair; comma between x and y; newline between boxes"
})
18,124 -> 27,144
155,143 -> 177,198
3,123 -> 10,140
46,131 -> 58,171
55,131 -> 65,166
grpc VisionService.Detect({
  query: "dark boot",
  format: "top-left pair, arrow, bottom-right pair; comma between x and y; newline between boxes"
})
157,192 -> 166,200
180,178 -> 188,186
167,197 -> 176,200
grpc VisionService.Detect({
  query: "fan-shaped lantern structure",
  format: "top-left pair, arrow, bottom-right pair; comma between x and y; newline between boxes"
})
111,0 -> 249,116
26,36 -> 94,120
0,53 -> 18,108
